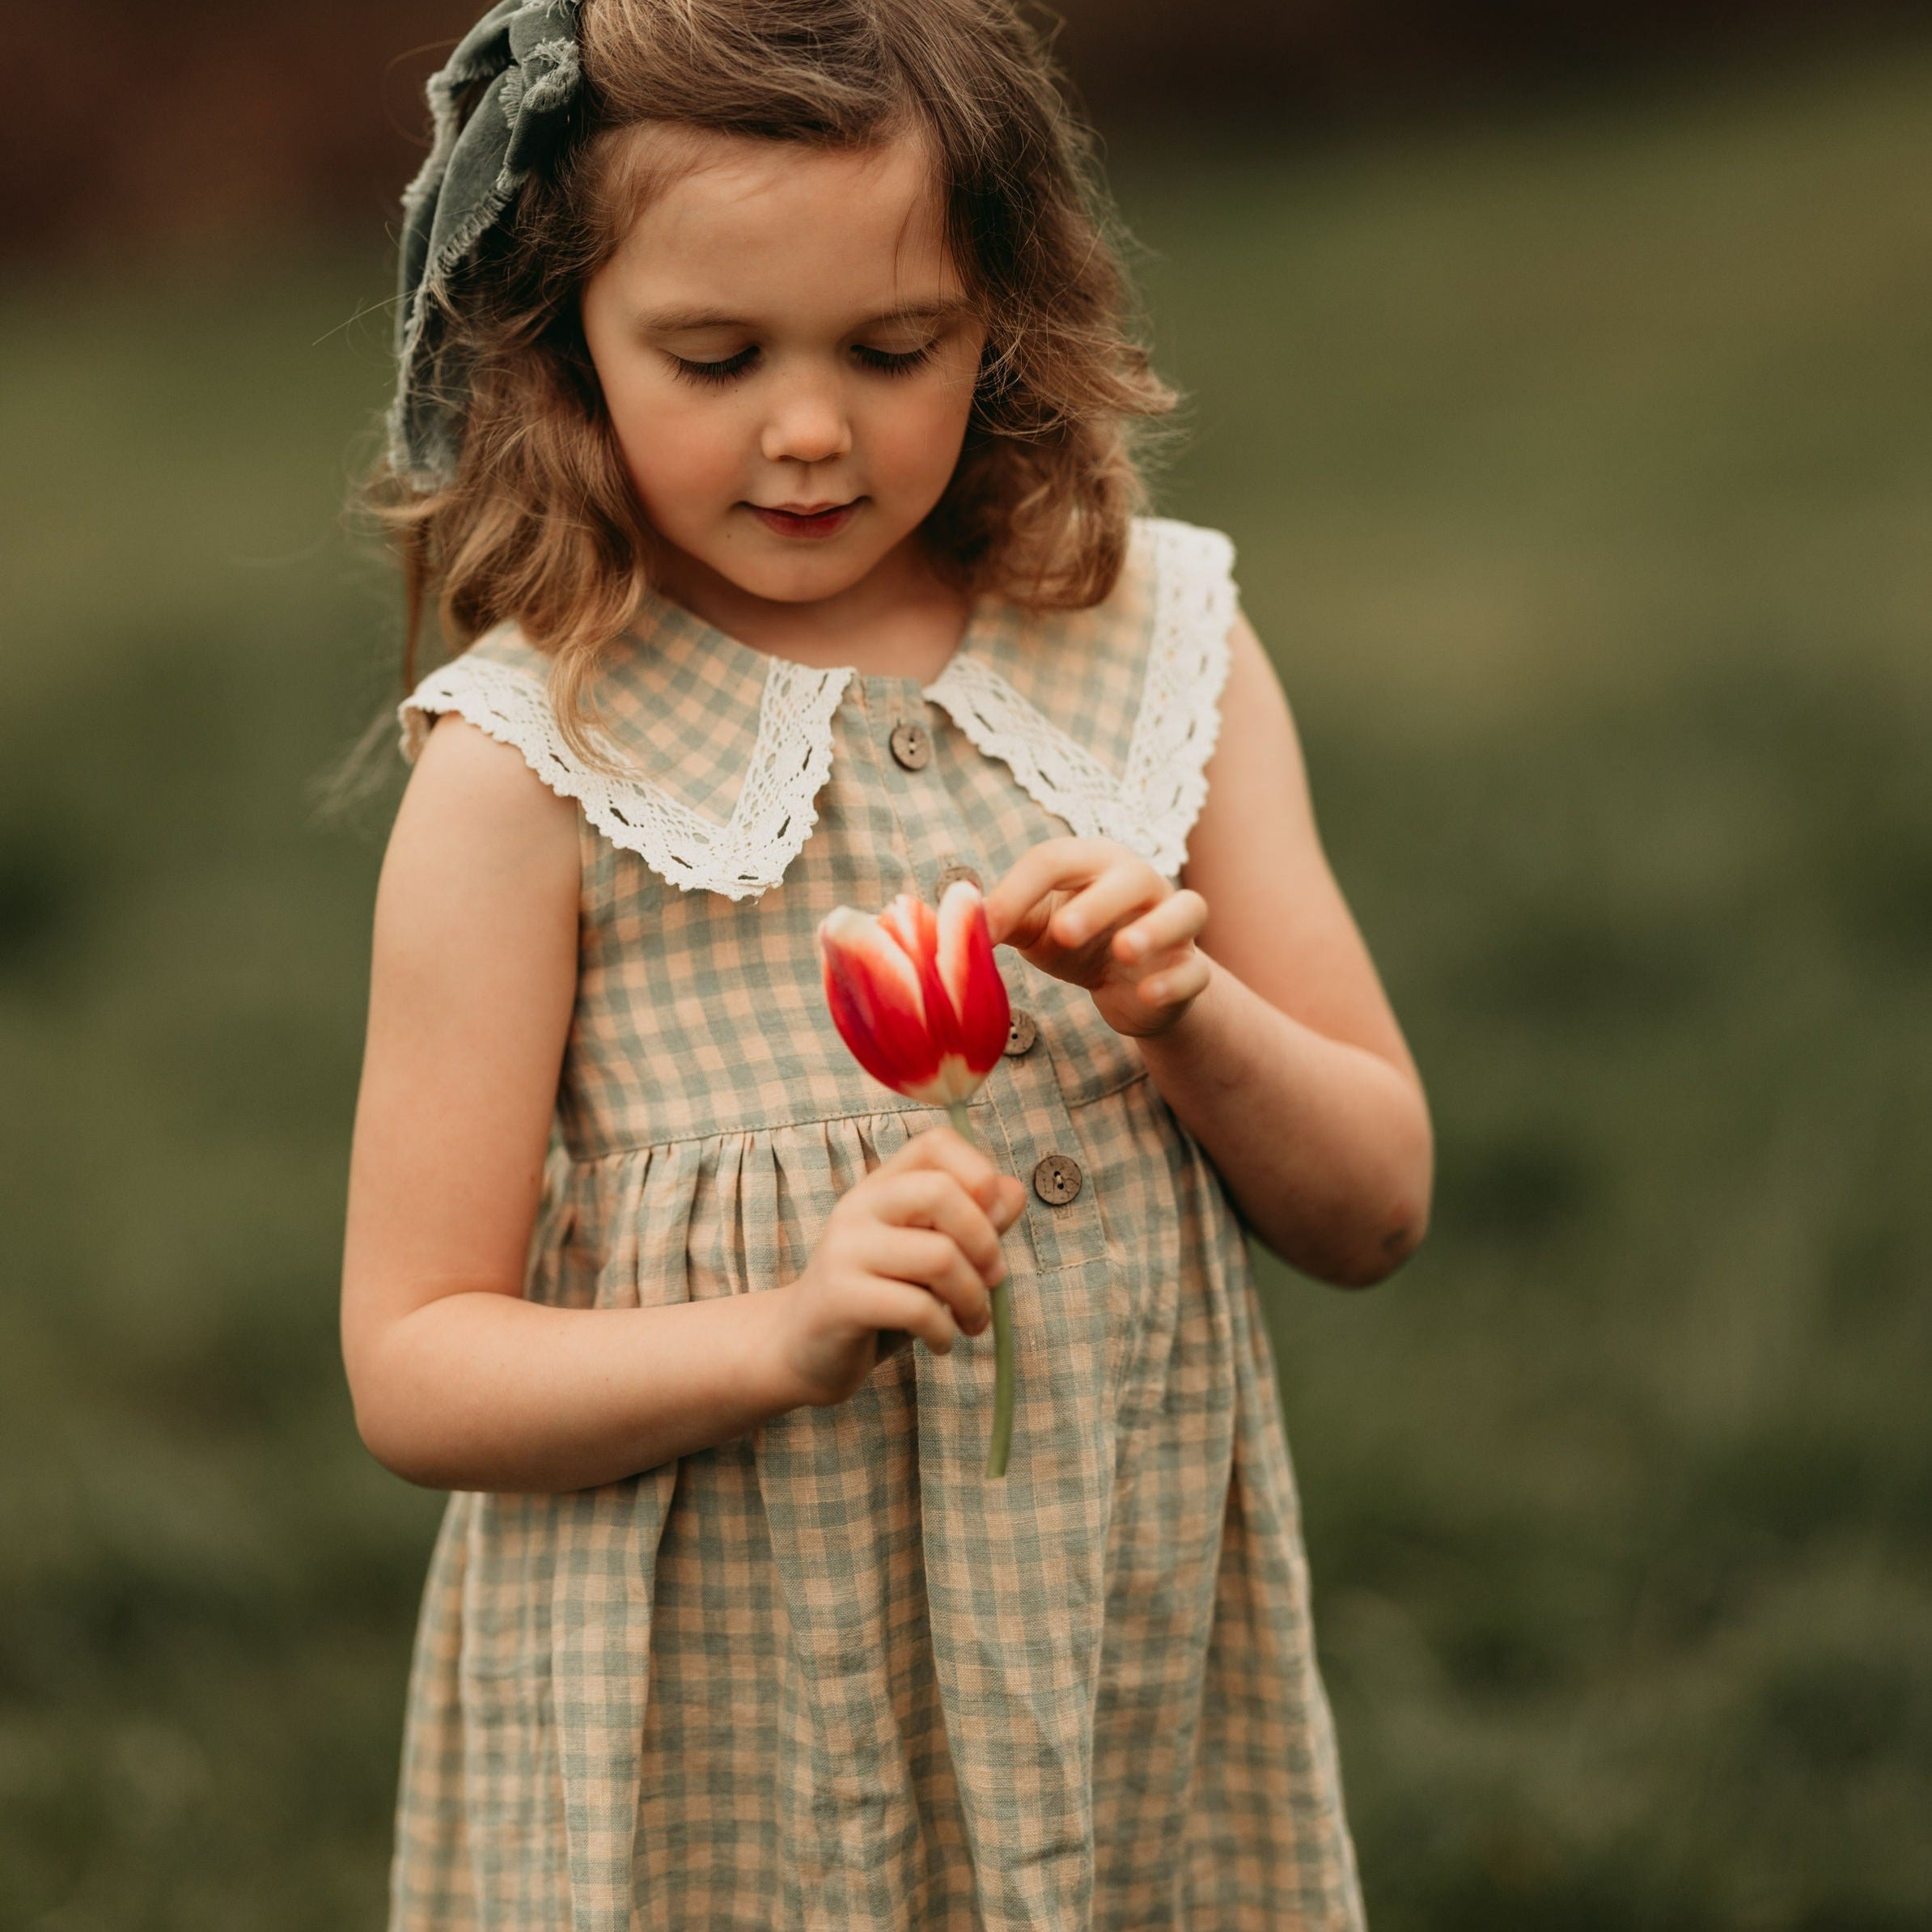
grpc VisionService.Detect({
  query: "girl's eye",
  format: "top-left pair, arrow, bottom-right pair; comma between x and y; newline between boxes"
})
853,341 -> 938,378
670,346 -> 760,386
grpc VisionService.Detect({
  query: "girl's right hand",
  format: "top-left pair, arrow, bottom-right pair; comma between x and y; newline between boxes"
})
770,1128 -> 1027,1409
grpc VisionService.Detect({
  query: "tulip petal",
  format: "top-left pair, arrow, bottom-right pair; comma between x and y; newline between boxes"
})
880,892 -> 965,1069
935,882 -> 1012,1079
818,908 -> 943,1099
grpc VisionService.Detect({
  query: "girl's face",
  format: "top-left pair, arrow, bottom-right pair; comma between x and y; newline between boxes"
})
581,129 -> 987,610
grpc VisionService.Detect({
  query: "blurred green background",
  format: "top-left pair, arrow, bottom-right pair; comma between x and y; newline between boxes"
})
3,7 -> 1931,1928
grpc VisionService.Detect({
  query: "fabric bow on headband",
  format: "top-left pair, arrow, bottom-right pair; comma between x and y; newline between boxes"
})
390,0 -> 587,490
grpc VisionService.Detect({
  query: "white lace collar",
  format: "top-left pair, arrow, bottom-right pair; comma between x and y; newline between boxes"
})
400,517 -> 1235,900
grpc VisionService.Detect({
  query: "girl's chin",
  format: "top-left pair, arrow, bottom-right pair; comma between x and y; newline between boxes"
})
707,541 -> 897,609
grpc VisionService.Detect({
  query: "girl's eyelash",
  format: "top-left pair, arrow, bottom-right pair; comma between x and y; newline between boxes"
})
668,341 -> 937,386
854,341 -> 938,377
671,346 -> 760,386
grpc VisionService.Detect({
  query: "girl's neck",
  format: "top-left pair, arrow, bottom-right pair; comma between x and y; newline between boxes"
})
646,531 -> 973,683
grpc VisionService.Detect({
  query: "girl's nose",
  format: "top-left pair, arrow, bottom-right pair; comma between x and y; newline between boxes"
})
760,379 -> 853,467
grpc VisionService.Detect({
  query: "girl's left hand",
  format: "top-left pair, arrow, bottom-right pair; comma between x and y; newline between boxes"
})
983,837 -> 1210,1039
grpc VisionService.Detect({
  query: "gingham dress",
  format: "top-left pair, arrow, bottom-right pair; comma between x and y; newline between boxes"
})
388,517 -> 1365,1931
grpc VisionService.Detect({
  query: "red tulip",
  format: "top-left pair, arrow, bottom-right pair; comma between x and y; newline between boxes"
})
817,882 -> 1011,1108
818,881 -> 1019,1477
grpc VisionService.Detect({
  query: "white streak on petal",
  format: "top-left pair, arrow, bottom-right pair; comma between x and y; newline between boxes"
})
934,881 -> 980,1017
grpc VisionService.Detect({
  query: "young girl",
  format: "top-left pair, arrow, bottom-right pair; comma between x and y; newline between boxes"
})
341,2 -> 1431,1926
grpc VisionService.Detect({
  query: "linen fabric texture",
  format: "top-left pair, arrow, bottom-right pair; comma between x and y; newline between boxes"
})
390,0 -> 585,488
387,518 -> 1366,1930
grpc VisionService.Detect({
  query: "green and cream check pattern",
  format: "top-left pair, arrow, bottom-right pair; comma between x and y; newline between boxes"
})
388,519 -> 1366,1930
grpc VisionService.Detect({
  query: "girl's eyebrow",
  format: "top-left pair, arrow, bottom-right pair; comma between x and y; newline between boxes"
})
640,299 -> 972,333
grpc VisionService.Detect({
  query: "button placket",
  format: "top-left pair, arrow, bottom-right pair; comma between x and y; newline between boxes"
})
866,688 -> 940,898
863,687 -> 1104,1270
978,977 -> 1107,1273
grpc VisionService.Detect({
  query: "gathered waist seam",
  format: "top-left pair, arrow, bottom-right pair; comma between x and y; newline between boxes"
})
557,1069 -> 1154,1164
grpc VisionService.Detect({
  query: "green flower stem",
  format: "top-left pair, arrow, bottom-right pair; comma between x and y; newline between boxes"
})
948,1101 -> 1014,1479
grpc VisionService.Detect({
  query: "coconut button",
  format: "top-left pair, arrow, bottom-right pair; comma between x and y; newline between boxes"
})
1032,1153 -> 1083,1206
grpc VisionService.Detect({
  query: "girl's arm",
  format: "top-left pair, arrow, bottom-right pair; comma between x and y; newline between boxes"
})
340,714 -> 797,1492
341,715 -> 1018,1493
984,616 -> 1432,1287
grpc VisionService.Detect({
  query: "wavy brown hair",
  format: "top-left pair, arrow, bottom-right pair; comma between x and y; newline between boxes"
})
377,0 -> 1176,748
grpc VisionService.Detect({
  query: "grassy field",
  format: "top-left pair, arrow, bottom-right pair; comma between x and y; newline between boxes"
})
3,40 -> 1930,1931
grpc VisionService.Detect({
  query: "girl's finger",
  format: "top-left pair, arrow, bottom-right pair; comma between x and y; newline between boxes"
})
856,1277 -> 961,1356
986,889 -> 1060,955
879,1122 -> 1002,1203
1118,940 -> 1194,987
867,1170 -> 1007,1284
863,1229 -> 991,1332
1048,858 -> 1167,951
1136,952 -> 1212,1012
1113,889 -> 1208,963
983,837 -> 1124,943
900,1128 -> 1027,1231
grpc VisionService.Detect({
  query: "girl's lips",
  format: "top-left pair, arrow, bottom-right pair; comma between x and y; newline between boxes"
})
748,501 -> 862,540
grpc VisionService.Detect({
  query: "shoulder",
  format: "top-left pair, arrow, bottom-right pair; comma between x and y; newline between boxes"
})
396,622 -> 602,862
398,621 -> 554,765
408,704 -> 579,835
384,705 -> 580,922
388,626 -> 577,900
392,622 -> 578,870
370,710 -> 578,1027
1198,609 -> 1303,810
1183,600 -> 1328,929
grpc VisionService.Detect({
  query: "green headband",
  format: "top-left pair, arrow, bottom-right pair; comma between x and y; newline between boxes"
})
390,0 -> 586,489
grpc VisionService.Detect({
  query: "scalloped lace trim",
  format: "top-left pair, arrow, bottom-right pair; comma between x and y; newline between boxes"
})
400,653 -> 852,901
924,519 -> 1236,876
